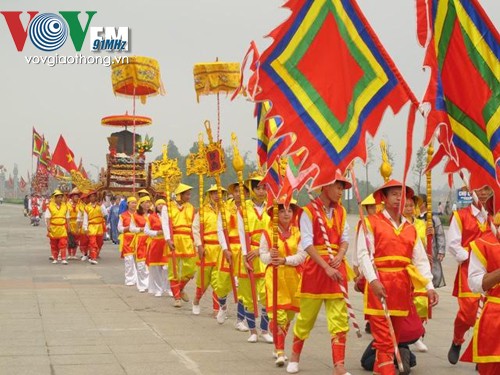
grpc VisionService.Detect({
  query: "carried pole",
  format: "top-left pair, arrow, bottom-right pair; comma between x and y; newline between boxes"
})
231,132 -> 258,316
425,142 -> 434,318
186,133 -> 208,291
271,198 -> 279,343
203,122 -> 238,303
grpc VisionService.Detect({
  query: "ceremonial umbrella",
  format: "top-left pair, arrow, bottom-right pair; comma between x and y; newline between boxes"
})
110,56 -> 165,190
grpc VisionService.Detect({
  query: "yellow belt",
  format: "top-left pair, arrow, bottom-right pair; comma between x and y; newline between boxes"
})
486,296 -> 500,304
378,264 -> 429,290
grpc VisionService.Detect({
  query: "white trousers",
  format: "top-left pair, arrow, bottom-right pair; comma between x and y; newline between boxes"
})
136,261 -> 149,292
148,266 -> 167,295
124,255 -> 137,286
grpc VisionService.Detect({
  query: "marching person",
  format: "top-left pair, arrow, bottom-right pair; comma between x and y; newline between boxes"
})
288,170 -> 353,375
79,193 -> 90,261
118,196 -> 139,286
357,179 -> 438,375
45,189 -> 69,265
260,198 -> 306,367
192,185 -> 225,315
108,195 -> 121,245
447,185 -> 492,364
66,188 -> 83,260
169,183 -> 197,307
417,194 -> 446,288
460,219 -> 500,374
145,198 -> 169,297
82,191 -> 106,265
130,196 -> 152,292
239,174 -> 273,344
215,182 -> 248,326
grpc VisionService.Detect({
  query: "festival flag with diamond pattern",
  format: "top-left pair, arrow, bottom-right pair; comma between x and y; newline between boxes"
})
251,0 -> 419,188
420,0 -> 500,209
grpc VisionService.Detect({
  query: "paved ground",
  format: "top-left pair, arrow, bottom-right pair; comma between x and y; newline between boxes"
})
0,203 -> 478,375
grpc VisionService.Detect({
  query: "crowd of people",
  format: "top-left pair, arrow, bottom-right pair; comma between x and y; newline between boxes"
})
32,173 -> 500,375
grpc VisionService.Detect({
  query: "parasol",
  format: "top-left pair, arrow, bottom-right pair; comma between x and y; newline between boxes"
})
101,113 -> 152,128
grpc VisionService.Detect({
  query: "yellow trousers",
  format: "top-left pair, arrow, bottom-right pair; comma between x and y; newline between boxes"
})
293,297 -> 349,340
268,309 -> 296,327
196,265 -> 218,291
239,277 -> 265,311
168,257 -> 197,282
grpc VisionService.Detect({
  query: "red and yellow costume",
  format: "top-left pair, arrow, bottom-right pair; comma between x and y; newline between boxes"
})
292,197 -> 351,366
215,199 -> 241,301
169,200 -> 197,299
146,212 -> 168,267
238,199 -> 270,312
260,225 -> 304,356
193,201 -> 221,309
133,213 -> 148,263
83,202 -> 105,261
359,211 -> 432,375
67,199 -> 83,257
118,211 -> 135,257
461,231 -> 500,374
46,200 -> 68,260
448,205 -> 490,346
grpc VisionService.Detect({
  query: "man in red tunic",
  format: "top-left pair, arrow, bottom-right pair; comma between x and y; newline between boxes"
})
460,226 -> 500,374
287,170 -> 352,375
447,185 -> 492,364
357,180 -> 438,375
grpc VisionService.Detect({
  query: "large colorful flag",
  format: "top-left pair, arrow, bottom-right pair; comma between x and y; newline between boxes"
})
249,0 -> 419,189
420,0 -> 500,209
38,139 -> 52,167
32,127 -> 44,156
52,135 -> 78,172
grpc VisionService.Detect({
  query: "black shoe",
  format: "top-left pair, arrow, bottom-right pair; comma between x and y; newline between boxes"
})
448,343 -> 461,365
398,347 -> 411,375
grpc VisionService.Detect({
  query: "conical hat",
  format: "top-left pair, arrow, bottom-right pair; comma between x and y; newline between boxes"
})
51,189 -> 64,197
361,194 -> 376,206
206,184 -> 227,193
373,179 -> 414,204
175,183 -> 193,195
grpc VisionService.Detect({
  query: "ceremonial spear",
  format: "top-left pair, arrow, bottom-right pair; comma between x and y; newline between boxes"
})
186,133 -> 208,291
231,133 -> 259,316
203,121 -> 238,302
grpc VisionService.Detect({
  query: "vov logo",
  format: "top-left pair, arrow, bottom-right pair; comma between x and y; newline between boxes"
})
1,11 -> 129,52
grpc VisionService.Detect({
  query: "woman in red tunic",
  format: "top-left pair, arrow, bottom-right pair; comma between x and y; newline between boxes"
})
130,196 -> 152,292
145,199 -> 169,297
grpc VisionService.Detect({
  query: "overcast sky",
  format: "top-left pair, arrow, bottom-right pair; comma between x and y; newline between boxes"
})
1,0 -> 499,190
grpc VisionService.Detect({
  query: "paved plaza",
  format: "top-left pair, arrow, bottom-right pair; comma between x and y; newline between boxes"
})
0,203 -> 477,375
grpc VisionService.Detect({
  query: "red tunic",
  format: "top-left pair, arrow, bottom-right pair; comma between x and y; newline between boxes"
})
120,211 -> 135,256
462,231 -> 500,363
146,212 -> 168,266
452,207 -> 490,298
298,198 -> 348,299
364,213 -> 416,317
133,213 -> 148,262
